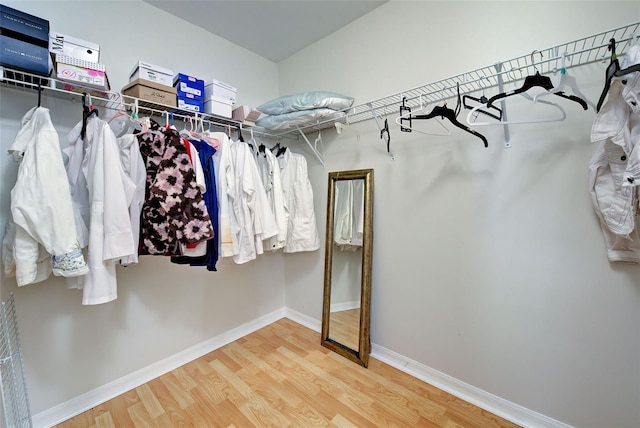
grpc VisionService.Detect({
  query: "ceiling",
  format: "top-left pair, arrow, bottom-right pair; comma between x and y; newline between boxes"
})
143,0 -> 387,62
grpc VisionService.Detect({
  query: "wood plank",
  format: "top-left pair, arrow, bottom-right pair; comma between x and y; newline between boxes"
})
56,318 -> 519,428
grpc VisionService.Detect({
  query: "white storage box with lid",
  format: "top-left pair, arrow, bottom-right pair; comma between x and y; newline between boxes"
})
130,60 -> 173,86
204,95 -> 233,118
49,31 -> 99,62
204,79 -> 236,104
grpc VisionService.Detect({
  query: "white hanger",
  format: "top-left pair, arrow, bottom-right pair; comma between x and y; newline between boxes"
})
394,93 -> 451,136
334,122 -> 360,141
533,52 -> 596,111
466,67 -> 567,126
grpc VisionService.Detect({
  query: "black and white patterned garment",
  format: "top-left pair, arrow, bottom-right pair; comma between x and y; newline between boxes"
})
136,120 -> 213,256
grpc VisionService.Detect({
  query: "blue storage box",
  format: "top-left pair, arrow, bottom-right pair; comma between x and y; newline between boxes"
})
173,73 -> 204,99
0,4 -> 50,75
0,35 -> 49,75
177,94 -> 203,113
0,4 -> 49,44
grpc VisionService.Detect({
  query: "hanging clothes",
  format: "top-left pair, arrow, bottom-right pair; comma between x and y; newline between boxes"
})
229,139 -> 279,264
3,106 -> 88,286
333,179 -> 364,251
116,133 -> 147,266
255,147 -> 288,251
136,120 -> 213,256
278,148 -> 320,253
65,114 -> 136,305
212,131 -> 239,258
590,44 -> 640,262
171,138 -> 221,271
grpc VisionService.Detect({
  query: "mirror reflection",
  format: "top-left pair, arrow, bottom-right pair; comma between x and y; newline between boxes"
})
322,169 -> 373,367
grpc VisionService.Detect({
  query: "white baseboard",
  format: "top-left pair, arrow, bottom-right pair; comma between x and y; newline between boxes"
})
33,307 -> 570,428
32,307 -> 286,428
370,344 -> 573,428
330,300 -> 360,312
284,307 -> 321,332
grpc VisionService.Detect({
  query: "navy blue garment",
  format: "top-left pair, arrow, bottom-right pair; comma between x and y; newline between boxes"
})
171,139 -> 219,271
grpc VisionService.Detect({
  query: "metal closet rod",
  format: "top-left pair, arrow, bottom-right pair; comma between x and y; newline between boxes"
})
283,20 -> 639,133
0,66 -> 283,139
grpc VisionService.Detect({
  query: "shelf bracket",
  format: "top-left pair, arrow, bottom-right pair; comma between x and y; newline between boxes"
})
296,126 -> 325,167
494,62 -> 512,148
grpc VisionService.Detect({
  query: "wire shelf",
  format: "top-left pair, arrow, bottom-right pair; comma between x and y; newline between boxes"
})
0,66 -> 280,138
0,293 -> 32,428
286,21 -> 640,133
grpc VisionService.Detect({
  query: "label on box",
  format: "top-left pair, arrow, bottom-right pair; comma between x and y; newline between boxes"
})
176,82 -> 202,97
177,96 -> 203,112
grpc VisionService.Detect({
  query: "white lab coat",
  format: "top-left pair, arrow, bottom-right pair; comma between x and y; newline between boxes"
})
4,107 -> 85,286
333,179 -> 364,251
278,148 -> 320,253
65,115 -> 136,304
230,141 -> 279,264
212,132 -> 239,258
117,133 -> 147,266
255,148 -> 288,251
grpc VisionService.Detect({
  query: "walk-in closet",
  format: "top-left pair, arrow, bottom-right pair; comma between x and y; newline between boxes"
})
1,1 -> 639,427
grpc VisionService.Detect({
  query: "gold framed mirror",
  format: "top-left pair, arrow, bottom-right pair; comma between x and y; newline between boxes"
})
321,169 -> 373,367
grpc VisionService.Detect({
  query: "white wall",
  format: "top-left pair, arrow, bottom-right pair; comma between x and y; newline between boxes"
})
0,0 -> 286,417
280,2 -> 640,427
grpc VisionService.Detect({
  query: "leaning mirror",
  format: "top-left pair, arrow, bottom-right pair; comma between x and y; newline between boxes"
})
321,169 -> 373,367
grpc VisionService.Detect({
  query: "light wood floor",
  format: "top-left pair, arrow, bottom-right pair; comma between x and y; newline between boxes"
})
56,318 -> 519,427
328,308 -> 360,350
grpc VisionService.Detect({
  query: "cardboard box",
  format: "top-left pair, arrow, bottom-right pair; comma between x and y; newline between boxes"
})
177,95 -> 203,113
122,78 -> 176,108
173,73 -> 204,98
0,4 -> 49,44
130,60 -> 173,86
0,4 -> 50,75
232,105 -> 262,124
49,32 -> 100,63
0,34 -> 50,75
53,54 -> 109,91
204,95 -> 233,118
204,79 -> 236,104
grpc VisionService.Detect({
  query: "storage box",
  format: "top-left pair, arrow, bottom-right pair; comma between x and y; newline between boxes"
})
204,95 -> 233,118
0,35 -> 50,75
122,78 -> 176,107
54,54 -> 109,90
0,4 -> 49,44
0,4 -> 50,75
173,73 -> 204,98
232,105 -> 262,125
49,32 -> 99,62
204,79 -> 236,104
130,60 -> 173,86
177,94 -> 203,113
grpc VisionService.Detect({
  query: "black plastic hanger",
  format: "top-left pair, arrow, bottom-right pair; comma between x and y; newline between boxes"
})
487,71 -> 588,110
237,126 -> 244,142
596,38 -> 621,112
411,83 -> 489,148
37,82 -> 42,107
463,93 -> 502,121
399,97 -> 412,132
81,93 -> 98,140
381,118 -> 391,153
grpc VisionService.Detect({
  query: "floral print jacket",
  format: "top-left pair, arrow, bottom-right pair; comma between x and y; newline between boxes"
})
137,121 -> 213,255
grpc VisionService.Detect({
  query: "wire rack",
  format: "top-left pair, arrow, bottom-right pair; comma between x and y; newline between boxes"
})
280,21 -> 640,135
0,293 -> 32,428
0,66 -> 280,138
